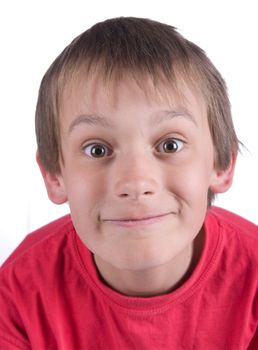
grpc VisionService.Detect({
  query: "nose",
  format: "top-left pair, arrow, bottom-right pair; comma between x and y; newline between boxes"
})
113,156 -> 159,200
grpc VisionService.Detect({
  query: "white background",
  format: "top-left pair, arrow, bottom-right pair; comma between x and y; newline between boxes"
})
0,0 -> 257,265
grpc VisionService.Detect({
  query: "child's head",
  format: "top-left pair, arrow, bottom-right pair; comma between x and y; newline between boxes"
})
35,17 -> 238,279
35,17 -> 238,206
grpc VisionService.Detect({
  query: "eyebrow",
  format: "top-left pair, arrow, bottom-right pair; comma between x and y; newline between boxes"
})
151,108 -> 197,126
68,114 -> 115,134
68,108 -> 197,134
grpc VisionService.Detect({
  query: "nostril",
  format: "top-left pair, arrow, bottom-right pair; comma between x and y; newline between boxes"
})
144,191 -> 153,195
120,193 -> 129,197
118,190 -> 154,199
115,180 -> 157,199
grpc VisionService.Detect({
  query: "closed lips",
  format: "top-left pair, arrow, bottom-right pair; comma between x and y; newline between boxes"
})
102,212 -> 174,222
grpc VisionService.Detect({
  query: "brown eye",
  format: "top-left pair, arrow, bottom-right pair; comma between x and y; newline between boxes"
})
157,138 -> 184,153
84,143 -> 111,158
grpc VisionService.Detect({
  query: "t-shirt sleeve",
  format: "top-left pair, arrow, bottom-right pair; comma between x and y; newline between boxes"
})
0,275 -> 31,350
247,328 -> 258,350
0,333 -> 31,350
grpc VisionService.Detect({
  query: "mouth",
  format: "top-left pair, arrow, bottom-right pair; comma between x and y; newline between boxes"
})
102,212 -> 173,228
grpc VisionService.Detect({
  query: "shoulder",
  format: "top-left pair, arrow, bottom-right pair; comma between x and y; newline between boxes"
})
205,207 -> 258,319
0,215 -> 78,348
207,206 -> 258,238
1,214 -> 74,269
206,206 -> 258,263
0,214 -> 78,309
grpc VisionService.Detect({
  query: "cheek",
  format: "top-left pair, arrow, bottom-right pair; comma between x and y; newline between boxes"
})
165,158 -> 213,204
65,168 -> 107,213
66,170 -> 108,250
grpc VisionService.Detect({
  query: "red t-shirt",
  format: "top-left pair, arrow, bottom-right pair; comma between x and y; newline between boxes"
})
0,207 -> 257,349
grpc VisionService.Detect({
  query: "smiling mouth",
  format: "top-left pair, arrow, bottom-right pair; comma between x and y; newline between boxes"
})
102,212 -> 173,228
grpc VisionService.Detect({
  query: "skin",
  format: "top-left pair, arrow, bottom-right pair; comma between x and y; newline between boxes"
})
38,75 -> 235,297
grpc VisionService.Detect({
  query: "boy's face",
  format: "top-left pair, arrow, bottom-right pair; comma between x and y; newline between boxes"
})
46,76 -> 231,273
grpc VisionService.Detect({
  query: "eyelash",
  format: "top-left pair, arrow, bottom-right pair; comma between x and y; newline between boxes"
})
82,138 -> 185,159
83,143 -> 112,158
156,138 -> 185,154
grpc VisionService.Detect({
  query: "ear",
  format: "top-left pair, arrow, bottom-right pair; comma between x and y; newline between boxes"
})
209,152 -> 237,194
36,151 -> 68,204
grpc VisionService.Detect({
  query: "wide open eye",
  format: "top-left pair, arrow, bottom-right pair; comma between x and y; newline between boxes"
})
157,138 -> 184,153
83,143 -> 112,158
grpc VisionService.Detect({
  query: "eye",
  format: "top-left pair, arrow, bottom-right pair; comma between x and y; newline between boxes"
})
157,138 -> 184,153
83,143 -> 112,158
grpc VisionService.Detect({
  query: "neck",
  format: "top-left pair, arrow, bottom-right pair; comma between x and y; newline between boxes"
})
94,230 -> 204,297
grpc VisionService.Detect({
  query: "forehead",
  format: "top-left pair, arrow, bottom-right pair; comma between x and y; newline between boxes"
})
59,70 -> 207,128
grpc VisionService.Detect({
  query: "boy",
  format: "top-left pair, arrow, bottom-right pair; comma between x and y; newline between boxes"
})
0,17 -> 257,349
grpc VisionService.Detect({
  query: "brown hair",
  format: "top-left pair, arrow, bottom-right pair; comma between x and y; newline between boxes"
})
35,17 -> 239,204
